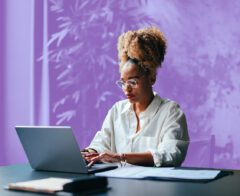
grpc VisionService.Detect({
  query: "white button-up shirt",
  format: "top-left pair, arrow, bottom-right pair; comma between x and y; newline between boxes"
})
88,93 -> 189,167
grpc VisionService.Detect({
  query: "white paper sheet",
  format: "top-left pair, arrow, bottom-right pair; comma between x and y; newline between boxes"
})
95,165 -> 220,180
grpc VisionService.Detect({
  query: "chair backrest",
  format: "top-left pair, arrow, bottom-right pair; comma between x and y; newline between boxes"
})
182,135 -> 215,168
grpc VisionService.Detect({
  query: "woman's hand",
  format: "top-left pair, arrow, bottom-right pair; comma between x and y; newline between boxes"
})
82,151 -> 154,167
82,152 -> 98,162
86,152 -> 121,168
81,149 -> 98,163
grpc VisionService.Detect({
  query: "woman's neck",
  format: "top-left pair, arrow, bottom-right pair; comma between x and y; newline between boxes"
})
133,92 -> 154,114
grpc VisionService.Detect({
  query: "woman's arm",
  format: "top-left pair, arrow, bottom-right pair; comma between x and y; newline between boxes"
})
149,103 -> 189,167
120,152 -> 154,166
86,151 -> 154,167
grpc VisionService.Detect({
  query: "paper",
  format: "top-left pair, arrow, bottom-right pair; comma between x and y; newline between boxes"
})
8,177 -> 72,194
95,165 -> 220,180
143,168 -> 221,180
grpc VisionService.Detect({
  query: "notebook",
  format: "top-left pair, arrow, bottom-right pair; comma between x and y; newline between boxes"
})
15,126 -> 118,174
7,176 -> 108,194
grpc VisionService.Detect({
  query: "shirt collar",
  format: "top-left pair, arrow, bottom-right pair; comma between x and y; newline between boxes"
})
121,101 -> 132,115
139,93 -> 162,119
120,92 -> 162,117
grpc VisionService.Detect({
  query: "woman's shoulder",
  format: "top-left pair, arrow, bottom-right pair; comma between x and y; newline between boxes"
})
161,98 -> 179,107
157,95 -> 183,113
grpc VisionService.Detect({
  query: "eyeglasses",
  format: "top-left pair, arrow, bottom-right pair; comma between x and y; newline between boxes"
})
116,75 -> 144,89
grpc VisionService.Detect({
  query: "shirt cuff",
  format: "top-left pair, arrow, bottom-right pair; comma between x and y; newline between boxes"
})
148,149 -> 163,167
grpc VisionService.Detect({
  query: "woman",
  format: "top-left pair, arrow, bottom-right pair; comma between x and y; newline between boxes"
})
83,27 -> 189,167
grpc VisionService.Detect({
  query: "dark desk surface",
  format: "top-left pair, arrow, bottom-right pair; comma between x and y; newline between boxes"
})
0,164 -> 240,196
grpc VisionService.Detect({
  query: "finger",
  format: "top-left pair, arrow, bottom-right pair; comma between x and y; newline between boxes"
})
81,152 -> 88,157
87,154 -> 103,168
85,155 -> 98,161
99,153 -> 118,161
85,157 -> 92,162
91,153 -> 116,163
84,152 -> 99,157
90,154 -> 103,162
87,161 -> 95,168
95,153 -> 112,162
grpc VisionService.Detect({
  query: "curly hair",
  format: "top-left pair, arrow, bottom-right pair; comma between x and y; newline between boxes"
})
117,27 -> 167,78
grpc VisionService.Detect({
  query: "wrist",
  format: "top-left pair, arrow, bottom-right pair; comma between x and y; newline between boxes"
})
120,153 -> 127,162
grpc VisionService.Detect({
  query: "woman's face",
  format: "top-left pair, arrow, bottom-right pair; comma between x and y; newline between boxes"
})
120,63 -> 153,104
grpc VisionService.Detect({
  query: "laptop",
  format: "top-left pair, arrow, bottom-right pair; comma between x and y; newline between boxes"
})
15,126 -> 118,174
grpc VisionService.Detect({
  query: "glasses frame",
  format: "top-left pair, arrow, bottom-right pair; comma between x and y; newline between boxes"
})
116,74 -> 145,89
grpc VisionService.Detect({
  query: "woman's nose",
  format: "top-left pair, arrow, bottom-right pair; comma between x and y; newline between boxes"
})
124,84 -> 132,92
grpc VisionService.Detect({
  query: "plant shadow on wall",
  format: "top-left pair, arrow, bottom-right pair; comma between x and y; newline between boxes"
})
44,0 -> 157,140
161,47 -> 239,168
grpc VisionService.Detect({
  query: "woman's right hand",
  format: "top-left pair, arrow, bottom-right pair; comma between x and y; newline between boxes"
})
82,152 -> 99,162
81,148 -> 98,163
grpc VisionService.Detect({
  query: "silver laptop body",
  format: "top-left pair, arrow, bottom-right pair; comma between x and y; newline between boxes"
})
15,126 -> 117,174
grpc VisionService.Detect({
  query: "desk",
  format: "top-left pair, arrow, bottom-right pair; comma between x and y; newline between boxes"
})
0,164 -> 240,196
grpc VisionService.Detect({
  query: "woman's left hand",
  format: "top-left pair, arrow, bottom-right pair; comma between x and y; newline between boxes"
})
86,152 -> 121,167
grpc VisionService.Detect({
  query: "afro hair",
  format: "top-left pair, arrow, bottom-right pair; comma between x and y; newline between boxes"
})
117,27 -> 167,78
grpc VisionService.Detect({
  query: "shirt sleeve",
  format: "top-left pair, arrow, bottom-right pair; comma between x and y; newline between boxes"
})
87,105 -> 115,153
148,103 -> 189,167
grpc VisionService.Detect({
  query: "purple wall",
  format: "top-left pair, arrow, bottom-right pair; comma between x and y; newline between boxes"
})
0,0 -> 6,164
1,0 -> 240,169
